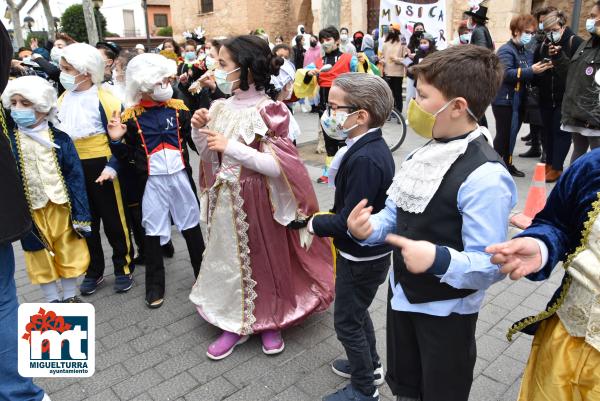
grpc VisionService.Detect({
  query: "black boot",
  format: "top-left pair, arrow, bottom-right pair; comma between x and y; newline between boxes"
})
162,240 -> 175,258
182,224 -> 205,279
144,235 -> 165,308
519,146 -> 541,158
508,164 -> 525,177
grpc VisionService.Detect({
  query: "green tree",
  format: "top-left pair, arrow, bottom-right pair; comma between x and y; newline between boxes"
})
60,4 -> 107,43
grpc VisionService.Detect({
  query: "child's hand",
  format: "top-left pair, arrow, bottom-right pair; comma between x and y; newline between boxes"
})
385,234 -> 435,274
107,110 -> 126,141
95,167 -> 116,185
202,129 -> 228,152
191,108 -> 210,128
347,199 -> 374,240
485,238 -> 542,280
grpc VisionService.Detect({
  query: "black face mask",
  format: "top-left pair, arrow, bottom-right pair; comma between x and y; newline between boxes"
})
300,28 -> 305,34
414,31 -> 424,38
310,41 -> 317,47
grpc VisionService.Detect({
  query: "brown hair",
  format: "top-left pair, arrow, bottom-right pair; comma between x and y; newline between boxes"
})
533,6 -> 557,21
509,14 -> 537,36
55,32 -> 76,45
409,45 -> 503,120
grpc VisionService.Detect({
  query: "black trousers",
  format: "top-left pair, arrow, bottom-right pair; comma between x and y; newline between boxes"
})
540,105 -> 572,171
386,289 -> 478,401
386,75 -> 404,112
334,254 -> 390,396
492,104 -> 521,165
81,157 -> 132,279
318,86 -> 346,158
144,224 -> 204,302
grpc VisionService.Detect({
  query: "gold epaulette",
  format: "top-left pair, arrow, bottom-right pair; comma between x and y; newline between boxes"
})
121,105 -> 145,122
166,98 -> 189,111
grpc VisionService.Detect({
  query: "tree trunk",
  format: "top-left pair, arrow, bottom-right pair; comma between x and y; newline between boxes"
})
40,0 -> 55,40
81,0 -> 99,45
7,0 -> 26,49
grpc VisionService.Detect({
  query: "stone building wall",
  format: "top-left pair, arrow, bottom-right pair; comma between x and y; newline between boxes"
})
170,0 -> 595,46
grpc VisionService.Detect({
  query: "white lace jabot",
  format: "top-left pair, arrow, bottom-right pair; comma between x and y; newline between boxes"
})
387,126 -> 490,214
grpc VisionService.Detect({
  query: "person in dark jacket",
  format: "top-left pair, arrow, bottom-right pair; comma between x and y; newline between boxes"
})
492,14 -> 552,177
0,20 -> 51,401
466,5 -> 495,50
534,9 -> 583,182
293,34 -> 305,69
561,0 -> 600,164
465,4 -> 494,128
309,73 -> 395,401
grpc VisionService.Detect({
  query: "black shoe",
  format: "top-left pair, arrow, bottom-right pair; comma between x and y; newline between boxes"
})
63,296 -> 83,303
521,133 -> 532,142
525,140 -> 533,146
508,164 -> 526,177
162,241 -> 174,258
519,147 -> 541,158
132,254 -> 146,265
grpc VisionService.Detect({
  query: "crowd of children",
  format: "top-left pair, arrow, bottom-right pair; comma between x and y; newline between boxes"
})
3,2 -> 600,401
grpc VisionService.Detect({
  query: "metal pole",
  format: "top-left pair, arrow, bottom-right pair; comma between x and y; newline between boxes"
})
142,0 -> 151,47
572,0 -> 583,33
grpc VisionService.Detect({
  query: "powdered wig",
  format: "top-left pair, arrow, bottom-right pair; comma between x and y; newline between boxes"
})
125,53 -> 177,107
1,75 -> 58,124
61,43 -> 105,85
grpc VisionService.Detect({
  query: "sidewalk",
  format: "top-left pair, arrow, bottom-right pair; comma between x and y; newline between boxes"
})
14,110 -> 563,401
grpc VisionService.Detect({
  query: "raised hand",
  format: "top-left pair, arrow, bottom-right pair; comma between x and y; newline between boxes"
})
485,238 -> 543,280
347,199 -> 374,240
386,234 -> 436,274
532,61 -> 553,74
107,110 -> 127,141
202,129 -> 228,152
191,108 -> 210,129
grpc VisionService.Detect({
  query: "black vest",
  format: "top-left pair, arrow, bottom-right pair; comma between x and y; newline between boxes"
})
393,135 -> 503,304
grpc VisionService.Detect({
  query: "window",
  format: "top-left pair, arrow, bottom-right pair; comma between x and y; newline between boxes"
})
200,0 -> 213,13
154,13 -> 168,27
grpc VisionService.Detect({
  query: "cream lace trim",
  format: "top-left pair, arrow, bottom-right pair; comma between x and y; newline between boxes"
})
387,129 -> 484,214
208,99 -> 269,145
208,179 -> 257,334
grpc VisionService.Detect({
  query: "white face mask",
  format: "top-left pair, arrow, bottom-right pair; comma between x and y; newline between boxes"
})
151,83 -> 173,102
50,47 -> 63,64
340,34 -> 349,42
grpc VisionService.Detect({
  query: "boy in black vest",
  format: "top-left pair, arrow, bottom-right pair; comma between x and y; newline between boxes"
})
347,45 -> 518,401
308,73 -> 395,401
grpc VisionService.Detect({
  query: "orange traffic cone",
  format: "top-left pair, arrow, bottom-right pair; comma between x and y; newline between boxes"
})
510,163 -> 547,229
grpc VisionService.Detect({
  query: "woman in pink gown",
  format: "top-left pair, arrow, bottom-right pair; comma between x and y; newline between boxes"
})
189,35 -> 334,360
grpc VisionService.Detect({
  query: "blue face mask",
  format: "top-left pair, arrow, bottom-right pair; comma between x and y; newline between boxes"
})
520,33 -> 533,45
11,108 -> 38,128
586,19 -> 598,34
184,51 -> 196,61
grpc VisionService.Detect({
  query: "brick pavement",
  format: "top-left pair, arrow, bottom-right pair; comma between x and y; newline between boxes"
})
13,110 -> 564,401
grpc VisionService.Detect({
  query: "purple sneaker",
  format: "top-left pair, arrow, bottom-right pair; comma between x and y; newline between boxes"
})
261,330 -> 285,355
206,331 -> 249,360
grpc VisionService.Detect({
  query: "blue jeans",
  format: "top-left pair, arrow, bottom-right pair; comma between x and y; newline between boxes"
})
0,243 -> 45,401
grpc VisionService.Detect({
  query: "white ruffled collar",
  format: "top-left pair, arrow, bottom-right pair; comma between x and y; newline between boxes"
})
387,126 -> 490,214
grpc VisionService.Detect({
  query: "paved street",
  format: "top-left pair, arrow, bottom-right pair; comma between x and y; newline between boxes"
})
14,109 -> 564,401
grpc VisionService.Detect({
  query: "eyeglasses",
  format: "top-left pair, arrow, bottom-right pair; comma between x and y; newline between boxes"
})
326,103 -> 358,115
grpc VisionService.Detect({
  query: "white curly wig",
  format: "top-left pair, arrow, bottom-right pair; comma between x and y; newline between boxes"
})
1,76 -> 58,124
61,43 -> 105,85
125,53 -> 177,107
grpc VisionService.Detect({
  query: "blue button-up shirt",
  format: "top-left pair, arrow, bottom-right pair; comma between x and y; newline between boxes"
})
361,161 -> 517,316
